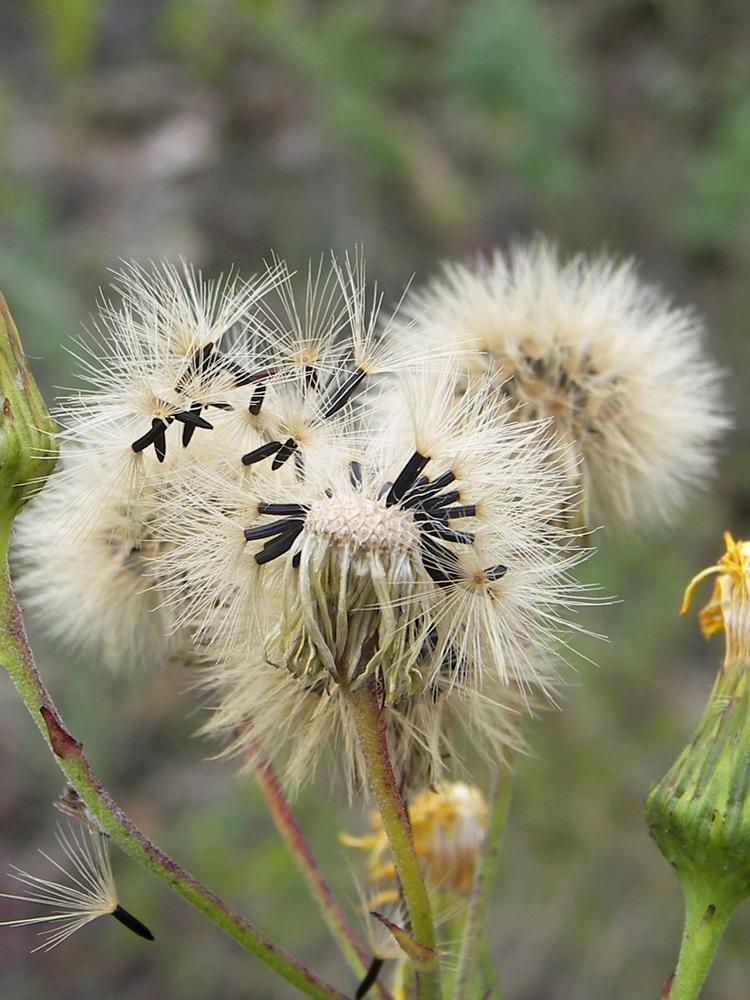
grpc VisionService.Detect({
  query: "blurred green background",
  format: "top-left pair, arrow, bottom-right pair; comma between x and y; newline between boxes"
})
1,1 -> 749,997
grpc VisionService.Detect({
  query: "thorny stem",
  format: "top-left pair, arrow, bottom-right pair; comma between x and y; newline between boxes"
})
250,736 -> 393,1000
0,546 -> 349,1000
452,748 -> 516,1000
346,676 -> 442,1000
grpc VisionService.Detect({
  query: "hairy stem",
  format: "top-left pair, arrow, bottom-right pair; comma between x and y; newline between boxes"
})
346,677 -> 442,1000
452,747 -> 516,1000
0,552 -> 348,1000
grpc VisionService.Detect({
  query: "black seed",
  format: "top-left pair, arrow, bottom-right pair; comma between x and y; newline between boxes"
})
244,516 -> 305,541
254,524 -> 304,564
349,460 -> 363,487
420,521 -> 475,545
174,409 -> 213,430
420,534 -> 461,587
174,344 -> 214,393
484,564 -> 507,581
408,474 -> 430,494
176,406 -> 214,446
387,451 -> 430,506
131,418 -> 167,454
356,956 -> 385,1000
377,481 -> 393,500
248,383 -> 266,415
443,504 -> 476,520
401,470 -> 456,508
422,489 -> 461,512
242,441 -> 282,466
111,904 -> 155,942
323,367 -> 367,419
305,366 -> 319,390
271,438 -> 298,469
258,502 -> 310,516
153,426 -> 167,463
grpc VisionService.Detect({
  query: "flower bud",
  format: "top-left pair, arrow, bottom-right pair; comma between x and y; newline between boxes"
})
0,294 -> 57,529
646,534 -> 750,917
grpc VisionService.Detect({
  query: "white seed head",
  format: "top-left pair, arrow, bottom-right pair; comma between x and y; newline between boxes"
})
171,363 -> 590,790
398,239 -> 729,527
12,450 -> 195,671
17,249 -> 601,793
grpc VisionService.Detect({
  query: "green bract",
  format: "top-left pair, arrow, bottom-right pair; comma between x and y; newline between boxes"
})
0,294 -> 57,530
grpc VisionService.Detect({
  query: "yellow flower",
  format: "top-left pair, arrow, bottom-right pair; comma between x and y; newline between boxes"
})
680,531 -> 750,662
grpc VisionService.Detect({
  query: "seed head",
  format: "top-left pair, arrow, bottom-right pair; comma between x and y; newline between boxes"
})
160,364 -> 590,789
397,239 -> 728,527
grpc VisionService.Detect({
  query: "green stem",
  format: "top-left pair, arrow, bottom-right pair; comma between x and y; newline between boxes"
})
665,881 -> 737,1000
0,552 -> 348,1000
251,740 -> 393,1000
452,748 -> 515,1000
346,677 -> 442,1000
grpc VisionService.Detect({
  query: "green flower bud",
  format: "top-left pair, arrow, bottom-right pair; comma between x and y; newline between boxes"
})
646,534 -> 750,998
646,657 -> 750,909
0,293 -> 58,531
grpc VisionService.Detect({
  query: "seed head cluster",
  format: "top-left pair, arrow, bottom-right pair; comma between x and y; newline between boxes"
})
12,246 -> 727,791
397,239 -> 728,526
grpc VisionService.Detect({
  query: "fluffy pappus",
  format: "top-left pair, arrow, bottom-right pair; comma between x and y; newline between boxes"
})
397,239 -> 729,527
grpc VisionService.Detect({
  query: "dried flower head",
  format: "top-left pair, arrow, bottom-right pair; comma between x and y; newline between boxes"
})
398,239 -> 728,528
0,824 -> 153,951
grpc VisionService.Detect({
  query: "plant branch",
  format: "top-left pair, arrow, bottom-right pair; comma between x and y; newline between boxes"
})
250,736 -> 393,1000
0,557 -> 350,1000
346,677 -> 442,1000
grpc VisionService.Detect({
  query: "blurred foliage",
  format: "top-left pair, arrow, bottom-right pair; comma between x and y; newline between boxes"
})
1,0 -> 750,998
680,91 -> 750,256
28,0 -> 106,76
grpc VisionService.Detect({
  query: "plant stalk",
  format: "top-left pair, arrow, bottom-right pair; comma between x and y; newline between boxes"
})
251,738 -> 393,1000
346,676 -> 442,1000
664,881 -> 737,1000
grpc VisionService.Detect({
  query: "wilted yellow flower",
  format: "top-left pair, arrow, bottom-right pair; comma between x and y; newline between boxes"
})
343,782 -> 488,896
